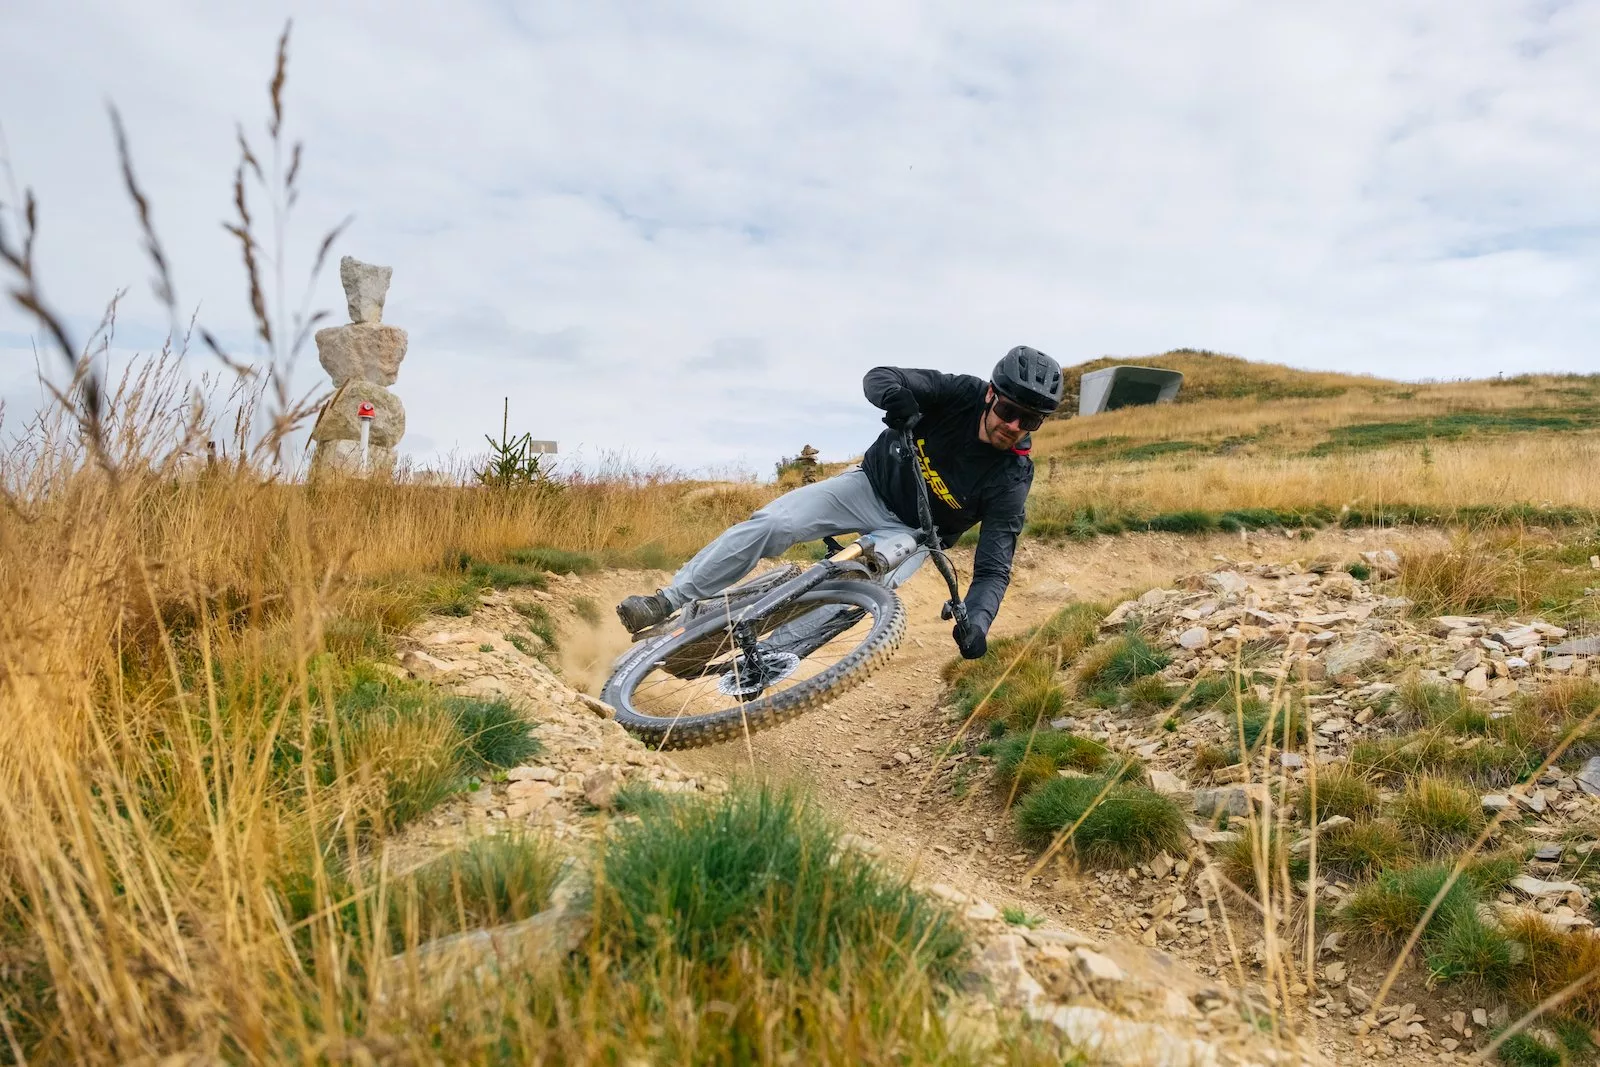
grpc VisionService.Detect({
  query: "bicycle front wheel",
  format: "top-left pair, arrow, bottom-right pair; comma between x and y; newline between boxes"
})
602,579 -> 906,750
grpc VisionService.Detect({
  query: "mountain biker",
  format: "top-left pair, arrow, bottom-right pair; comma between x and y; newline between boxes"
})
615,346 -> 1064,660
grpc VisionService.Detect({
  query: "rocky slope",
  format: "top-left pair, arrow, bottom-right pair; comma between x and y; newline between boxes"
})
383,580 -> 1330,1065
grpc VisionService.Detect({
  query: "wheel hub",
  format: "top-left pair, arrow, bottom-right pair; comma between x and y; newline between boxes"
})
716,650 -> 801,700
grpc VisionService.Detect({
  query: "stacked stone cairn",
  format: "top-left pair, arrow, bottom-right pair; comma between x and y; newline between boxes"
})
309,256 -> 407,477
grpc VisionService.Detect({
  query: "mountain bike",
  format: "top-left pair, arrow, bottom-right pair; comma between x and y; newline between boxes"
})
602,423 -> 974,749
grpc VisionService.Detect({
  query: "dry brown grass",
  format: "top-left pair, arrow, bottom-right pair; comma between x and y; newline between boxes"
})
1043,369 -> 1593,451
1031,363 -> 1600,517
1029,433 -> 1600,515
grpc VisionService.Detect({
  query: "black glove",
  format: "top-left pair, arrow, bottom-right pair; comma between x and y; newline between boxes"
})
880,389 -> 920,431
953,619 -> 988,660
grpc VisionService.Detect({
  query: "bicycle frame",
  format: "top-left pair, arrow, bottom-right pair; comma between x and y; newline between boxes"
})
620,421 -> 967,695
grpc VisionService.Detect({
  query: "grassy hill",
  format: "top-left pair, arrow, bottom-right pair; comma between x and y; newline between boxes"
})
1057,348 -> 1391,409
1025,352 -> 1600,528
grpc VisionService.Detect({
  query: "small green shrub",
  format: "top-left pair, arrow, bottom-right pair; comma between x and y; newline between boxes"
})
1014,776 -> 1186,866
610,782 -> 672,814
1033,602 -> 1106,660
1344,561 -> 1372,581
1397,679 -> 1496,735
1351,731 -> 1539,787
1002,906 -> 1042,928
1184,675 -> 1237,710
1235,700 -> 1305,750
572,596 -> 602,625
447,695 -> 540,769
422,574 -> 482,616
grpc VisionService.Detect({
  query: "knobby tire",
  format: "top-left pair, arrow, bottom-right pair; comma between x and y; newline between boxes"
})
603,578 -> 906,750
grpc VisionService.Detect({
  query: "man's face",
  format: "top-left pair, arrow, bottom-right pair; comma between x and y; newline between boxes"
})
980,386 -> 1033,450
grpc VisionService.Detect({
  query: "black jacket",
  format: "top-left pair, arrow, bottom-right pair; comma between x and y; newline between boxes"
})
860,367 -> 1033,635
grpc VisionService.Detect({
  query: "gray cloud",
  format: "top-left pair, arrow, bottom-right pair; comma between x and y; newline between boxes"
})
2,1 -> 1599,474
686,337 -> 768,373
413,306 -> 587,364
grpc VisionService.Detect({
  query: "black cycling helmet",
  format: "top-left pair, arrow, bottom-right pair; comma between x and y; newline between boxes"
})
991,345 -> 1064,413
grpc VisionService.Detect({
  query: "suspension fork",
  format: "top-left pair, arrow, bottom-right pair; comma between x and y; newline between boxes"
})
900,426 -> 969,628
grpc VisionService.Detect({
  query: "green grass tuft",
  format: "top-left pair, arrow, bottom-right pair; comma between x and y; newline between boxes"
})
1297,769 -> 1381,822
1495,1031 -> 1563,1067
1350,730 -> 1539,787
992,730 -> 1117,794
508,546 -> 601,574
1315,819 -> 1414,879
1137,510 -> 1219,534
1342,863 -> 1480,944
1014,776 -> 1186,866
610,782 -> 673,814
1077,633 -> 1170,691
1425,909 -> 1515,987
1235,701 -> 1306,750
598,785 -> 968,983
447,695 -> 540,769
391,833 -> 562,949
461,557 -> 551,590
1125,674 -> 1174,710
1394,776 -> 1486,854
513,600 -> 560,650
1214,829 -> 1309,897
1002,906 -> 1042,929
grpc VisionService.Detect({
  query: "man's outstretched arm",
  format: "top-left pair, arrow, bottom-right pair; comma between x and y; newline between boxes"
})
863,367 -> 960,427
955,477 -> 1030,658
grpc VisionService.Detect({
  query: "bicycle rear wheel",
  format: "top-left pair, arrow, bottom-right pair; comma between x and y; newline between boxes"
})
602,579 -> 906,749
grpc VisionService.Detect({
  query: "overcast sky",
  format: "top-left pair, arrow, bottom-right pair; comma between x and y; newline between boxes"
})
2,1 -> 1597,476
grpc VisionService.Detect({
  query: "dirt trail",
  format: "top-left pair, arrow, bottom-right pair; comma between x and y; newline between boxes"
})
552,525 -> 1459,1065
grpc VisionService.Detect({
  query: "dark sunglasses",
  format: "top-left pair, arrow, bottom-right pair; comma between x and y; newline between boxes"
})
991,395 -> 1047,431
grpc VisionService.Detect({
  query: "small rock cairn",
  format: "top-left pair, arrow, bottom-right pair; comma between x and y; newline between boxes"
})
310,256 -> 407,477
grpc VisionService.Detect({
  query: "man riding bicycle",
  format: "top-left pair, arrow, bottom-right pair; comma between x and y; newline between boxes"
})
616,346 -> 1065,660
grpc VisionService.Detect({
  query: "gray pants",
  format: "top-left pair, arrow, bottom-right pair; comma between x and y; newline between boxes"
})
663,468 -> 928,608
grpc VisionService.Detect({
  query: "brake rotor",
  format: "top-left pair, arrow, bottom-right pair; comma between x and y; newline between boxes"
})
716,650 -> 801,700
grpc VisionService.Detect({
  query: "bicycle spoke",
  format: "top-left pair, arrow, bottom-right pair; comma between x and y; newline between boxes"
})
625,603 -> 878,720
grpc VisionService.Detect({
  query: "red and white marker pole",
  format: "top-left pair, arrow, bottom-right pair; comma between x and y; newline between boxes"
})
357,401 -> 376,475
